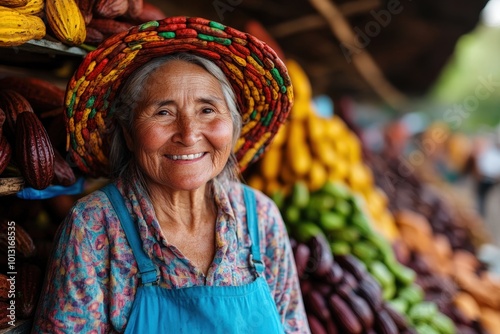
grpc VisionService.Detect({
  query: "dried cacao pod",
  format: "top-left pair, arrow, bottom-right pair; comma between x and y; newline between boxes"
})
94,0 -> 128,18
45,0 -> 86,46
0,6 -> 45,46
52,148 -> 76,186
0,134 -> 12,175
0,219 -> 36,258
16,263 -> 42,318
0,274 -> 9,301
88,18 -> 132,38
10,0 -> 44,16
0,89 -> 34,140
15,111 -> 55,189
0,77 -> 64,114
75,0 -> 95,24
0,0 -> 28,7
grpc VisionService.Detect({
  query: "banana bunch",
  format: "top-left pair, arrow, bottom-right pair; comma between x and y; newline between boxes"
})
281,181 -> 456,334
246,59 -> 398,241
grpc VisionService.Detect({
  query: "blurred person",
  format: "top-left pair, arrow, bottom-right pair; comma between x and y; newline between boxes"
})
474,128 -> 500,216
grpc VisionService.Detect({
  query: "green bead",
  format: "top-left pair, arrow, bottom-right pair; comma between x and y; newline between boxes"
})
158,31 -> 176,39
139,21 -> 159,31
209,21 -> 226,30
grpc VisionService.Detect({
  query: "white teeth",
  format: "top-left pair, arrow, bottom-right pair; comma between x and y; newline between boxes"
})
170,153 -> 203,160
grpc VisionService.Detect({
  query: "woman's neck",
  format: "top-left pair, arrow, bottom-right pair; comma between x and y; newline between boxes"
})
147,181 -> 216,233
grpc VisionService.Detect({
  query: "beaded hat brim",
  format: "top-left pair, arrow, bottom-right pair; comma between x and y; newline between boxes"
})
65,16 -> 293,177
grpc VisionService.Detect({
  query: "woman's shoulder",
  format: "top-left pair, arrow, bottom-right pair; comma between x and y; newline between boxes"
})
65,187 -> 114,226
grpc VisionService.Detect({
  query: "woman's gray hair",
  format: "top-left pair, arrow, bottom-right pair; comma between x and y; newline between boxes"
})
107,53 -> 242,189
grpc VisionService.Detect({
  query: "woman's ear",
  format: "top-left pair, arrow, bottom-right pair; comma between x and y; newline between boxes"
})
122,126 -> 134,151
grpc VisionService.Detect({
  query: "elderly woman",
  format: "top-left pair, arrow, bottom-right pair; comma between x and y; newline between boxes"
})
33,17 -> 309,333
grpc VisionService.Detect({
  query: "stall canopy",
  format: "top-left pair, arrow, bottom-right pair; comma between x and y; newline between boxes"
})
152,0 -> 490,107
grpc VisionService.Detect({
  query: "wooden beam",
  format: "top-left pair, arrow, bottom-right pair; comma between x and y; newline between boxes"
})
270,0 -> 381,37
308,0 -> 407,109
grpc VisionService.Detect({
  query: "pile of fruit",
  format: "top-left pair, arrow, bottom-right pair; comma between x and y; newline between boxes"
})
394,210 -> 500,334
0,76 -> 76,189
244,59 -> 398,242
0,0 -> 166,47
282,181 -> 456,334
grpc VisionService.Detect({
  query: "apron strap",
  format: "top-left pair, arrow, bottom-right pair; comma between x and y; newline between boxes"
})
101,184 -> 159,285
242,185 -> 265,276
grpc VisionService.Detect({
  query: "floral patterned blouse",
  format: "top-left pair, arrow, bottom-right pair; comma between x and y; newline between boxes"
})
32,178 -> 310,333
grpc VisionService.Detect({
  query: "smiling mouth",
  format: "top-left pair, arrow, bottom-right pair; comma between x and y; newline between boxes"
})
167,153 -> 205,161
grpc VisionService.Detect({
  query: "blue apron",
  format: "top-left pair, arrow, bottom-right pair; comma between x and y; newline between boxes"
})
102,184 -> 284,334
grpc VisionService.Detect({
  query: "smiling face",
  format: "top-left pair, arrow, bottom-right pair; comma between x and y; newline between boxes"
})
124,60 -> 234,192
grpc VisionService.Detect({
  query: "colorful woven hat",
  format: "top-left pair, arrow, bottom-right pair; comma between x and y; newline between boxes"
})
65,16 -> 293,177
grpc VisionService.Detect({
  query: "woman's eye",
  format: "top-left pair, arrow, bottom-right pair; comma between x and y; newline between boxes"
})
157,110 -> 169,116
202,107 -> 215,114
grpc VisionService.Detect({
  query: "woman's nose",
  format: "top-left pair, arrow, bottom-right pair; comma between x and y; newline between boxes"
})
172,115 -> 201,146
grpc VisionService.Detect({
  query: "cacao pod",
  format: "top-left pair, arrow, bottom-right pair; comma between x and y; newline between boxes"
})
384,303 -> 410,330
84,26 -> 104,45
15,111 -> 55,189
45,0 -> 86,46
0,274 -> 8,301
0,301 -> 11,329
88,18 -> 132,38
328,294 -> 362,334
0,134 -> 12,175
94,0 -> 127,18
293,242 -> 310,278
127,1 -> 165,24
307,314 -> 327,334
0,0 -> 28,7
0,77 -> 64,114
374,309 -> 399,334
16,263 -> 42,318
304,290 -> 330,321
10,0 -> 44,16
75,0 -> 95,24
0,6 -> 45,46
308,233 -> 334,277
0,89 -> 34,140
126,0 -> 143,18
52,148 -> 76,186
0,219 -> 36,258
356,276 -> 383,312
336,254 -> 368,281
339,290 -> 374,331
